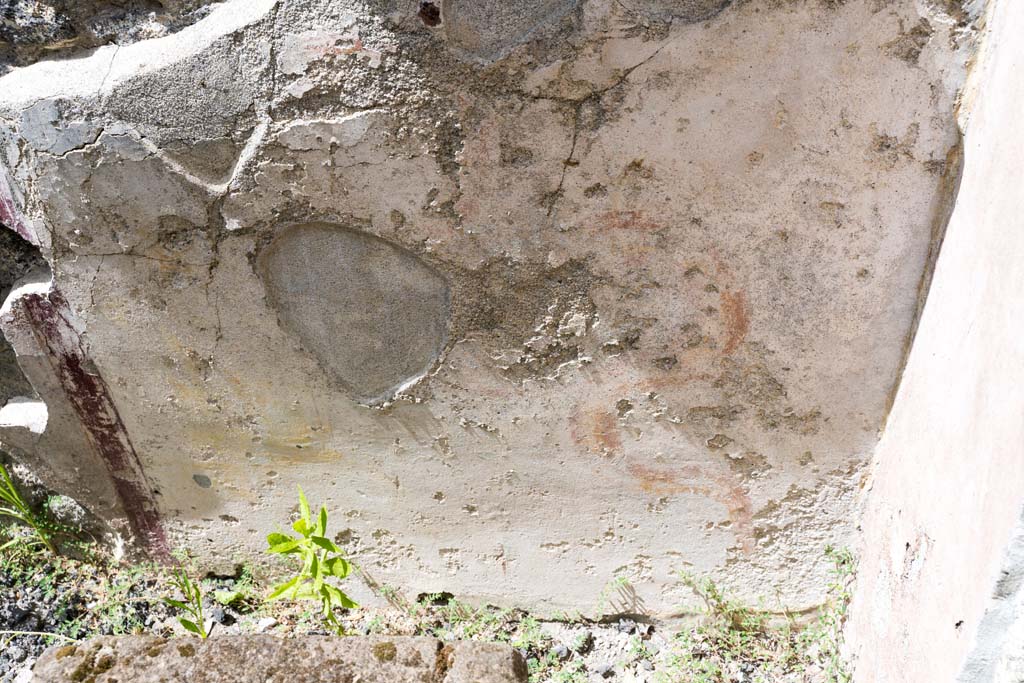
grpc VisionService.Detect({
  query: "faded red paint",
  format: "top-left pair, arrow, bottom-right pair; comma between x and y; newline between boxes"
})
323,36 -> 364,56
595,210 -> 662,231
570,408 -> 623,456
627,462 -> 702,493
20,288 -> 168,558
300,33 -> 366,59
720,290 -> 749,355
627,461 -> 755,554
642,367 -> 715,391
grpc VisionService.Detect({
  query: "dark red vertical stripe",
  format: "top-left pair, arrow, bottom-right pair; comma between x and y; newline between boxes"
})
21,288 -> 169,559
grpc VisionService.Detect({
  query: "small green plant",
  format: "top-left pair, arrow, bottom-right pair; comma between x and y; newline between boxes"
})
679,570 -> 768,634
164,567 -> 209,638
659,551 -> 856,683
0,557 -> 82,644
550,660 -> 588,683
507,614 -> 563,681
209,562 -> 261,614
595,574 -> 633,616
364,615 -> 385,634
0,463 -> 56,554
510,614 -> 546,651
92,562 -> 153,635
797,546 -> 855,683
265,487 -> 356,635
627,634 -> 654,662
214,588 -> 243,606
655,572 -> 788,683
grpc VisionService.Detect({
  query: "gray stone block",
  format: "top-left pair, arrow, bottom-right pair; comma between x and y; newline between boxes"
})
31,635 -> 527,683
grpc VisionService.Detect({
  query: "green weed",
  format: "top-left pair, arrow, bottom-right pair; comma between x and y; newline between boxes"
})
93,563 -> 152,635
797,546 -> 855,683
164,566 -> 209,638
265,487 -> 357,635
660,550 -> 856,683
0,463 -> 55,555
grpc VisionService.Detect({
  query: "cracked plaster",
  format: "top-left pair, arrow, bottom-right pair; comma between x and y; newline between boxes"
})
0,0 -> 984,617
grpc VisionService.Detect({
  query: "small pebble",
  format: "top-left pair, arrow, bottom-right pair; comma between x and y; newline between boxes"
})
255,617 -> 278,633
552,644 -> 570,661
595,663 -> 615,678
13,662 -> 35,683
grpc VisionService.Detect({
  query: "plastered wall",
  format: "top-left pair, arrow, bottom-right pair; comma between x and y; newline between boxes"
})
0,0 -> 982,617
847,0 -> 1024,678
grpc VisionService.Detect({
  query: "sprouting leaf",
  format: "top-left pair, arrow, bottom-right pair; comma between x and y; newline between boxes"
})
214,590 -> 242,606
268,576 -> 301,600
180,619 -> 202,635
325,557 -> 351,578
269,539 -> 302,554
292,518 -> 310,536
310,536 -> 340,553
323,584 -> 358,609
297,486 -> 311,524
316,507 -> 328,536
165,566 -> 207,639
266,532 -> 291,548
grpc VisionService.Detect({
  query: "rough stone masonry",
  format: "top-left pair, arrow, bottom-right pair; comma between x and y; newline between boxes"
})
30,635 -> 527,683
0,0 -> 980,617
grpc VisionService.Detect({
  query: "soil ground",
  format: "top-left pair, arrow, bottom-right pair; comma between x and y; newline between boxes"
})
0,539 -> 851,683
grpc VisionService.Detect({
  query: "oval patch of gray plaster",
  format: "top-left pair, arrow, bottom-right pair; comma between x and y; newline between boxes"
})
622,0 -> 733,23
259,223 -> 450,404
441,0 -> 581,62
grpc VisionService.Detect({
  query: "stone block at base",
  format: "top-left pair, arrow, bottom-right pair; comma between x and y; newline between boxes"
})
31,635 -> 527,683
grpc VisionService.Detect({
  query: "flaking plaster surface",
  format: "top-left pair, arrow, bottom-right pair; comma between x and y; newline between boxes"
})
0,0 -> 979,615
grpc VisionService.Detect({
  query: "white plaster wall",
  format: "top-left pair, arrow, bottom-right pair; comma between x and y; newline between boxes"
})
847,0 -> 1024,678
0,0 -> 981,618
